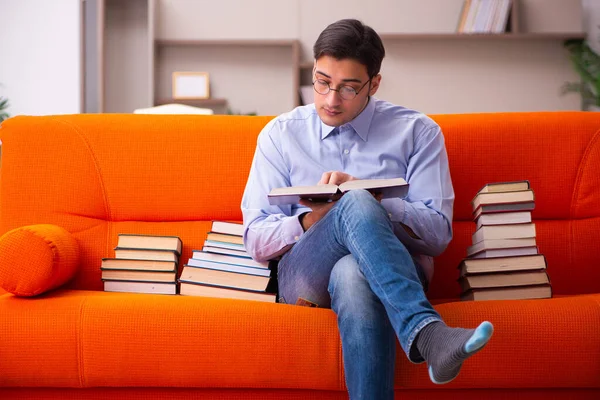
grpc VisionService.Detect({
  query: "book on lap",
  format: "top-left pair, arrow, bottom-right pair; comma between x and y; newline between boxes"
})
267,177 -> 408,205
180,281 -> 276,303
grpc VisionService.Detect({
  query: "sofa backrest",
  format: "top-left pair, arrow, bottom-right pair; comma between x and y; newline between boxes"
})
1,112 -> 599,299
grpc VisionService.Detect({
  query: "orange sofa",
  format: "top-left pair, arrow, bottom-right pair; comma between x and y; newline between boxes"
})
0,113 -> 599,399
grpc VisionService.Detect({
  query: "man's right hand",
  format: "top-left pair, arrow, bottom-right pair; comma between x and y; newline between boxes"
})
298,199 -> 336,231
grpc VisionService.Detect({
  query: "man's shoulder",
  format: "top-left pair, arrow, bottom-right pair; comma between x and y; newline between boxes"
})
373,99 -> 439,132
260,104 -> 318,139
274,104 -> 318,125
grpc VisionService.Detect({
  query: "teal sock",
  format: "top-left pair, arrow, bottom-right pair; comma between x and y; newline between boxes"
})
415,321 -> 494,384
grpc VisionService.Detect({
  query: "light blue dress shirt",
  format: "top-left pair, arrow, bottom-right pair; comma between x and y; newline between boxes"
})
241,97 -> 454,282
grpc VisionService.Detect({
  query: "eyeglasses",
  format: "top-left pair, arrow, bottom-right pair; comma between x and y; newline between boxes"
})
312,78 -> 372,101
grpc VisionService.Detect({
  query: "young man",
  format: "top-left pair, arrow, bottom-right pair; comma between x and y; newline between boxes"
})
242,19 -> 493,399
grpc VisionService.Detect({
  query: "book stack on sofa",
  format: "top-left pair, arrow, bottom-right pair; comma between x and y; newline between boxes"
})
179,221 -> 276,302
101,234 -> 182,295
459,181 -> 552,301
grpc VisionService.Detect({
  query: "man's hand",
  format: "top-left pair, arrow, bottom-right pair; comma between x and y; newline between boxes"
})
319,171 -> 356,185
320,171 -> 383,203
298,199 -> 335,231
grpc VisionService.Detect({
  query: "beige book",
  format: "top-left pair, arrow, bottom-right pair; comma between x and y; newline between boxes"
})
458,254 -> 547,276
103,280 -> 177,295
205,232 -> 244,245
117,234 -> 182,255
461,284 -> 552,301
101,258 -> 177,272
113,248 -> 179,262
475,211 -> 532,229
477,180 -> 530,194
472,189 -> 535,211
470,246 -> 538,259
101,269 -> 177,283
180,282 -> 276,303
467,237 -> 537,257
459,270 -> 549,291
472,223 -> 536,243
179,266 -> 270,292
210,221 -> 244,237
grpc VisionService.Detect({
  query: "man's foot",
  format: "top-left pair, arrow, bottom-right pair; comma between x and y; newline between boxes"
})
416,320 -> 494,384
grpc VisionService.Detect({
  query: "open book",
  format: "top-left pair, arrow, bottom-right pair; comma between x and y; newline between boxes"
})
267,177 -> 409,206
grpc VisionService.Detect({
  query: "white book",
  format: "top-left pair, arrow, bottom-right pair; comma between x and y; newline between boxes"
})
203,240 -> 246,251
203,245 -> 251,259
185,259 -> 271,277
191,251 -> 268,269
103,280 -> 177,295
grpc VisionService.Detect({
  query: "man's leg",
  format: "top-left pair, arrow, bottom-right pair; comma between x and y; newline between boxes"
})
278,189 -> 492,385
328,254 -> 396,400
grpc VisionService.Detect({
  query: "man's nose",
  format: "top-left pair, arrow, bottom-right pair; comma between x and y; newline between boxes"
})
326,89 -> 342,106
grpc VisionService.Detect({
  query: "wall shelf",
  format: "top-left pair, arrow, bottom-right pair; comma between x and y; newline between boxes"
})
379,33 -> 586,41
155,98 -> 228,107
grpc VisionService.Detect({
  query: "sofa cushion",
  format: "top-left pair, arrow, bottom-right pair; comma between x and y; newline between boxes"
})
1,290 -> 598,390
0,224 -> 79,296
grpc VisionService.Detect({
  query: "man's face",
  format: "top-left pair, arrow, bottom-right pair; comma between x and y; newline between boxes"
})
312,55 -> 381,127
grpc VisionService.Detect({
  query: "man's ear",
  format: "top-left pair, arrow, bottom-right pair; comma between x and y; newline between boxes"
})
369,74 -> 382,96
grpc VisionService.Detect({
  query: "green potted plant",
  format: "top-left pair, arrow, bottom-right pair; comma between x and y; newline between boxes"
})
0,96 -> 9,122
563,39 -> 600,111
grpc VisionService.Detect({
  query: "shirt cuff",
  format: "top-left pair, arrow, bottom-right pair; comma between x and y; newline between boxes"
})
281,214 -> 305,245
381,198 -> 406,223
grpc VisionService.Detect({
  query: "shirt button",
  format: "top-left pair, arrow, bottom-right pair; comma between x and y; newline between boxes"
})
343,149 -> 349,155
294,236 -> 300,241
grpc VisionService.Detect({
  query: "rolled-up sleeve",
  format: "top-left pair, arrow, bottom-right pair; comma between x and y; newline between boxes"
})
241,119 -> 305,262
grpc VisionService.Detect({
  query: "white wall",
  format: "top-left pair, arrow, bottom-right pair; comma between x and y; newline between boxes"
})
0,0 -> 82,117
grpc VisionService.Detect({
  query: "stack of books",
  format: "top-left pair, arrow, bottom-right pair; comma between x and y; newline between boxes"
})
179,221 -> 276,303
101,234 -> 182,295
459,181 -> 552,301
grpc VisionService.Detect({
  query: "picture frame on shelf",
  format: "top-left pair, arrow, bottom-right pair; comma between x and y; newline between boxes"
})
172,72 -> 210,99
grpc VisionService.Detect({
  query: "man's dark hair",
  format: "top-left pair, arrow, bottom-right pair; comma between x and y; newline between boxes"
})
313,19 -> 385,78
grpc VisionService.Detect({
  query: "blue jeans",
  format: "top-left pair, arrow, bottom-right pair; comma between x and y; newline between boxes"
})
278,190 -> 442,400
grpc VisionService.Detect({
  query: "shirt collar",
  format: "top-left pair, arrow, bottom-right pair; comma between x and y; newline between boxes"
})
320,97 -> 376,141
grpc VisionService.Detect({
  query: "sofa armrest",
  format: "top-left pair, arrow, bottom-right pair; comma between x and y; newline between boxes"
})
0,224 -> 79,296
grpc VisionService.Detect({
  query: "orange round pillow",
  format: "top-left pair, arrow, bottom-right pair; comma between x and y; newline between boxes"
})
0,224 -> 79,296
